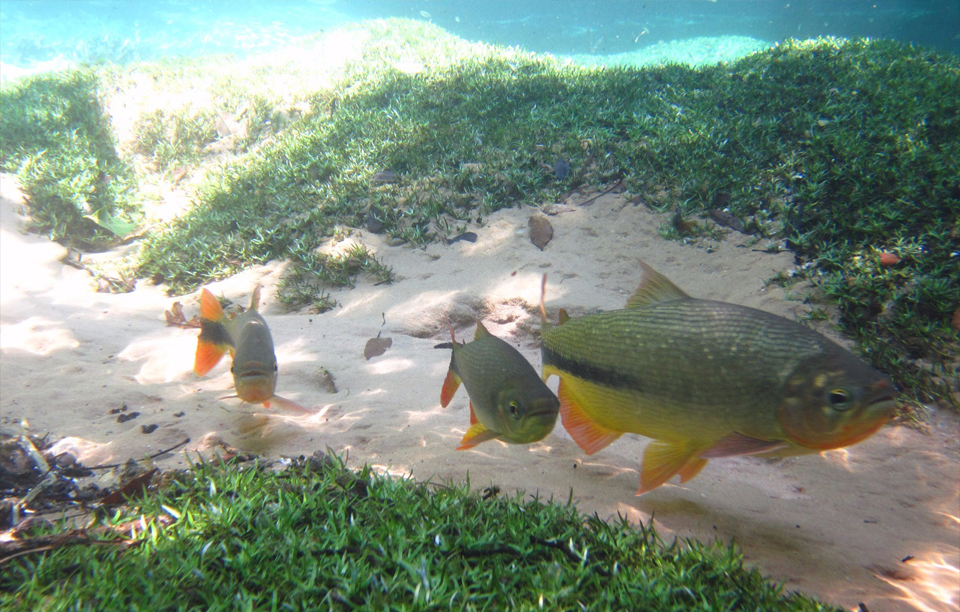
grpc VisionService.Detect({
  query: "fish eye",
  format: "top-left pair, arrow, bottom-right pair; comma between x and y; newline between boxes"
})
508,401 -> 521,418
827,388 -> 853,411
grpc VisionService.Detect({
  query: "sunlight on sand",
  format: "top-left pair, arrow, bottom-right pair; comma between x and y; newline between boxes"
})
821,448 -> 854,472
118,333 -> 195,384
365,357 -> 415,375
0,317 -> 80,355
49,436 -> 114,465
875,549 -> 960,612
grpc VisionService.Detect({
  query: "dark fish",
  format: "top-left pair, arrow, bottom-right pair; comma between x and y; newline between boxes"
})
554,159 -> 572,180
709,209 -> 746,233
447,231 -> 478,244
371,170 -> 400,184
438,322 -> 559,449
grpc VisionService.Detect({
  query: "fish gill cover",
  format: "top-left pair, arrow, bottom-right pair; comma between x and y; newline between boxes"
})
0,19 -> 957,408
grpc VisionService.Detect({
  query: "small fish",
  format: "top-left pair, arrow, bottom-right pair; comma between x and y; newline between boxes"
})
554,159 -> 572,180
539,262 -> 897,495
437,322 -> 559,449
446,231 -> 478,244
370,170 -> 400,185
194,286 -> 308,413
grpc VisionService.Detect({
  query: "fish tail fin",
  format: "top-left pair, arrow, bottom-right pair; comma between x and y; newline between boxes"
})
194,288 -> 233,376
557,379 -> 621,455
457,421 -> 500,450
440,370 -> 461,407
249,284 -> 262,311
637,441 -> 705,495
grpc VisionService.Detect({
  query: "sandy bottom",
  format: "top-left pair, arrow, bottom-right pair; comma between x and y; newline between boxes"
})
1,173 -> 957,611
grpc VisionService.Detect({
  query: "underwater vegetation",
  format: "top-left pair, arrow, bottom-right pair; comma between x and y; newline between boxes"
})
0,19 -> 956,409
0,453 -> 839,611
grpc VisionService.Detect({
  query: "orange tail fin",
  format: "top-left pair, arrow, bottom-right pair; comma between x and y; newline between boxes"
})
194,288 -> 232,376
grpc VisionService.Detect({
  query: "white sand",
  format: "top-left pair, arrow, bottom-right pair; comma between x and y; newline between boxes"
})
1,173 -> 957,611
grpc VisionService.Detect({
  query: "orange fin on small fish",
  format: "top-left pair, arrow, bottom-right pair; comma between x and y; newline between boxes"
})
699,432 -> 789,459
557,379 -> 622,455
457,422 -> 500,450
440,370 -> 461,407
558,308 -> 570,325
638,440 -> 705,495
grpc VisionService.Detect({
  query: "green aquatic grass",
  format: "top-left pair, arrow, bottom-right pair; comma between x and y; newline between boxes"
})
0,68 -> 141,246
0,21 -> 956,406
0,455 -> 838,611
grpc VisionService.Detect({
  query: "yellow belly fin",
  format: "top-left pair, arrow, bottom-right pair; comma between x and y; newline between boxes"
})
558,378 -> 622,455
457,420 -> 500,450
638,440 -> 708,495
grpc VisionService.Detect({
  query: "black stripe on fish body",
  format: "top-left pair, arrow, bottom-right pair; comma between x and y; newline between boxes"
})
540,300 -> 834,403
542,343 -> 645,392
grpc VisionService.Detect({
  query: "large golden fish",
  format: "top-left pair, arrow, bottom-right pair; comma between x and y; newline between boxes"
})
194,286 -> 307,413
438,322 -> 559,449
540,262 -> 897,494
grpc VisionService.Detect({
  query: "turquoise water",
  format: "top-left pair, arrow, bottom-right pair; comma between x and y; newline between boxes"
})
1,0 -> 957,74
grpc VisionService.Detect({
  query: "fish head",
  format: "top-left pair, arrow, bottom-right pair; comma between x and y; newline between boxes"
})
230,313 -> 278,405
778,352 -> 897,451
232,360 -> 278,404
492,384 -> 560,444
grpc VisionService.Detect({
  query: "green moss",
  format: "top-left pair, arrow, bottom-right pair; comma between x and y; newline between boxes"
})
1,22 -> 956,406
0,456 -> 838,611
0,68 -> 140,246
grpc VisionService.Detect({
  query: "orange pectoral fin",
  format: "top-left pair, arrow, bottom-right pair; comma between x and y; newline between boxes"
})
194,340 -> 230,376
638,441 -> 704,495
557,379 -> 622,455
440,370 -> 461,407
457,422 -> 500,450
468,401 -> 478,425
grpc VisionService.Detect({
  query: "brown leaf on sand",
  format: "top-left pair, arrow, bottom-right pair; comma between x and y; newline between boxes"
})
100,469 -> 158,506
164,302 -> 200,328
528,214 -> 554,250
364,337 -> 392,360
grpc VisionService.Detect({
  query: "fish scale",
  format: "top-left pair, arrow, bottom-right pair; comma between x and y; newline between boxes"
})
438,322 -> 560,449
542,301 -> 835,440
539,261 -> 897,494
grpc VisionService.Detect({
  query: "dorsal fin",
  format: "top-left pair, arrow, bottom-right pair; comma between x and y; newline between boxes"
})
558,308 -> 570,325
474,321 -> 491,340
626,260 -> 690,309
249,285 -> 262,311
